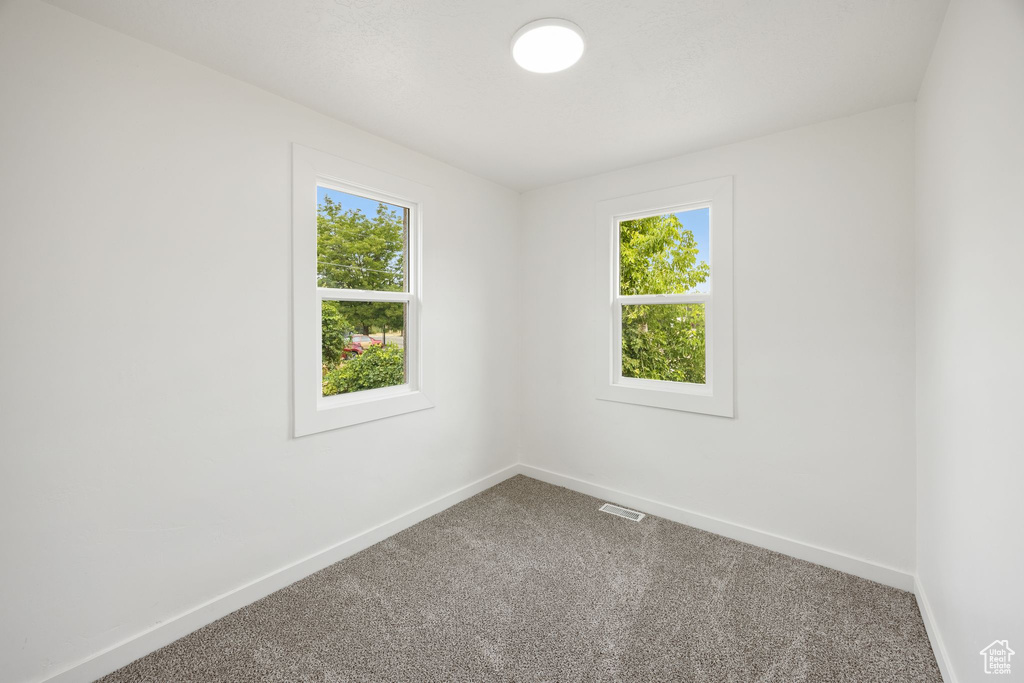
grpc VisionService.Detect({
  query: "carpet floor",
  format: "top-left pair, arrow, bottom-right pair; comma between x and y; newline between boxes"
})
100,475 -> 942,682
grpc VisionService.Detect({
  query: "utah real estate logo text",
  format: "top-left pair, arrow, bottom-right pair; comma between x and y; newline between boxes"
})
980,640 -> 1014,675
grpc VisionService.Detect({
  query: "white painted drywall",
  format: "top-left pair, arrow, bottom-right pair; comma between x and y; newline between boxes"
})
915,0 -> 1024,680
0,2 -> 520,681
7,1 -> 1018,681
520,104 -> 918,574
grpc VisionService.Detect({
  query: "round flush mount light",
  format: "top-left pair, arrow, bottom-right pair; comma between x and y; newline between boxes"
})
511,18 -> 585,73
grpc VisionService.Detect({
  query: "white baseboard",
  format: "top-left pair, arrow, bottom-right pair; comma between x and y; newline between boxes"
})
42,464 -> 521,683
41,462 -> 924,683
516,464 -> 916,592
915,577 -> 956,683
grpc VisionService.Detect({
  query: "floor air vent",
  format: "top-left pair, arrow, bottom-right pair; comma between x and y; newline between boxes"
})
599,503 -> 646,521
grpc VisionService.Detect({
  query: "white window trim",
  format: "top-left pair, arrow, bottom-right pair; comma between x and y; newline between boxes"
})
594,176 -> 734,417
292,144 -> 433,436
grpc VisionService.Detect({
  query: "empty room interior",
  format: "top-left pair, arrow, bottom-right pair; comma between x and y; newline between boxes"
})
2,0 -> 1022,681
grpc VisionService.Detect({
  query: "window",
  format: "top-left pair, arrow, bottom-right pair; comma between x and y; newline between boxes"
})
293,145 -> 432,436
594,177 -> 734,417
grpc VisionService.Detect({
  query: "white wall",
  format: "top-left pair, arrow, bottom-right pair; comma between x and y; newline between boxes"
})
8,0 -> 1019,680
520,104 -> 918,574
0,2 -> 520,681
915,0 -> 1024,680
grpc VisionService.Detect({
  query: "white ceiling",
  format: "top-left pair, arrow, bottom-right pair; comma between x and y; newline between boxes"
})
46,0 -> 948,191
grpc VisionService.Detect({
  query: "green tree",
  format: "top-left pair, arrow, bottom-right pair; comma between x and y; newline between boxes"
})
317,196 -> 406,335
619,213 -> 708,295
321,301 -> 354,366
323,344 -> 405,396
619,214 -> 709,384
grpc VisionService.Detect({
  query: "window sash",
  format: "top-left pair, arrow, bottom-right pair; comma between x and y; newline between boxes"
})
318,287 -> 413,303
615,202 -> 713,298
612,299 -> 713,389
317,289 -> 417,399
316,180 -> 411,295
313,179 -> 419,405
316,292 -> 418,403
615,293 -> 709,305
613,211 -> 713,387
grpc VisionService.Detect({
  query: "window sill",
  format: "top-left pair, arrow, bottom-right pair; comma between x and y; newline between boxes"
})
595,381 -> 733,417
296,388 -> 433,437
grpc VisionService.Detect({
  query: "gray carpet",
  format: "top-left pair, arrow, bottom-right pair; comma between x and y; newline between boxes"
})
99,475 -> 942,682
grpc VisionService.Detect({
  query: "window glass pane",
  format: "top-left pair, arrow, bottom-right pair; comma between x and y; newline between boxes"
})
317,187 -> 408,292
619,207 -> 710,295
322,300 -> 406,396
621,303 -> 705,384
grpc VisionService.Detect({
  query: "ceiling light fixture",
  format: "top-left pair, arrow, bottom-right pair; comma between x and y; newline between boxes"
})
511,18 -> 585,74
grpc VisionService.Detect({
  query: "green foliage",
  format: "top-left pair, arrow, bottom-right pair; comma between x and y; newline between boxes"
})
321,300 -> 354,366
622,304 -> 706,383
323,344 -> 405,396
318,195 -> 406,334
619,214 -> 709,384
619,214 -> 709,295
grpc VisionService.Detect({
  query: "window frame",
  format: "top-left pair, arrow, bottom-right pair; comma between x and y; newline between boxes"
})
594,176 -> 734,417
292,144 -> 432,436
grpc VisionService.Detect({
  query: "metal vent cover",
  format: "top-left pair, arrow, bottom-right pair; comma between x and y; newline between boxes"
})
599,503 -> 646,522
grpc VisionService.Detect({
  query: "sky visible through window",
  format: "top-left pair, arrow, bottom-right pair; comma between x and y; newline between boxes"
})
676,207 -> 710,293
318,186 -> 404,218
